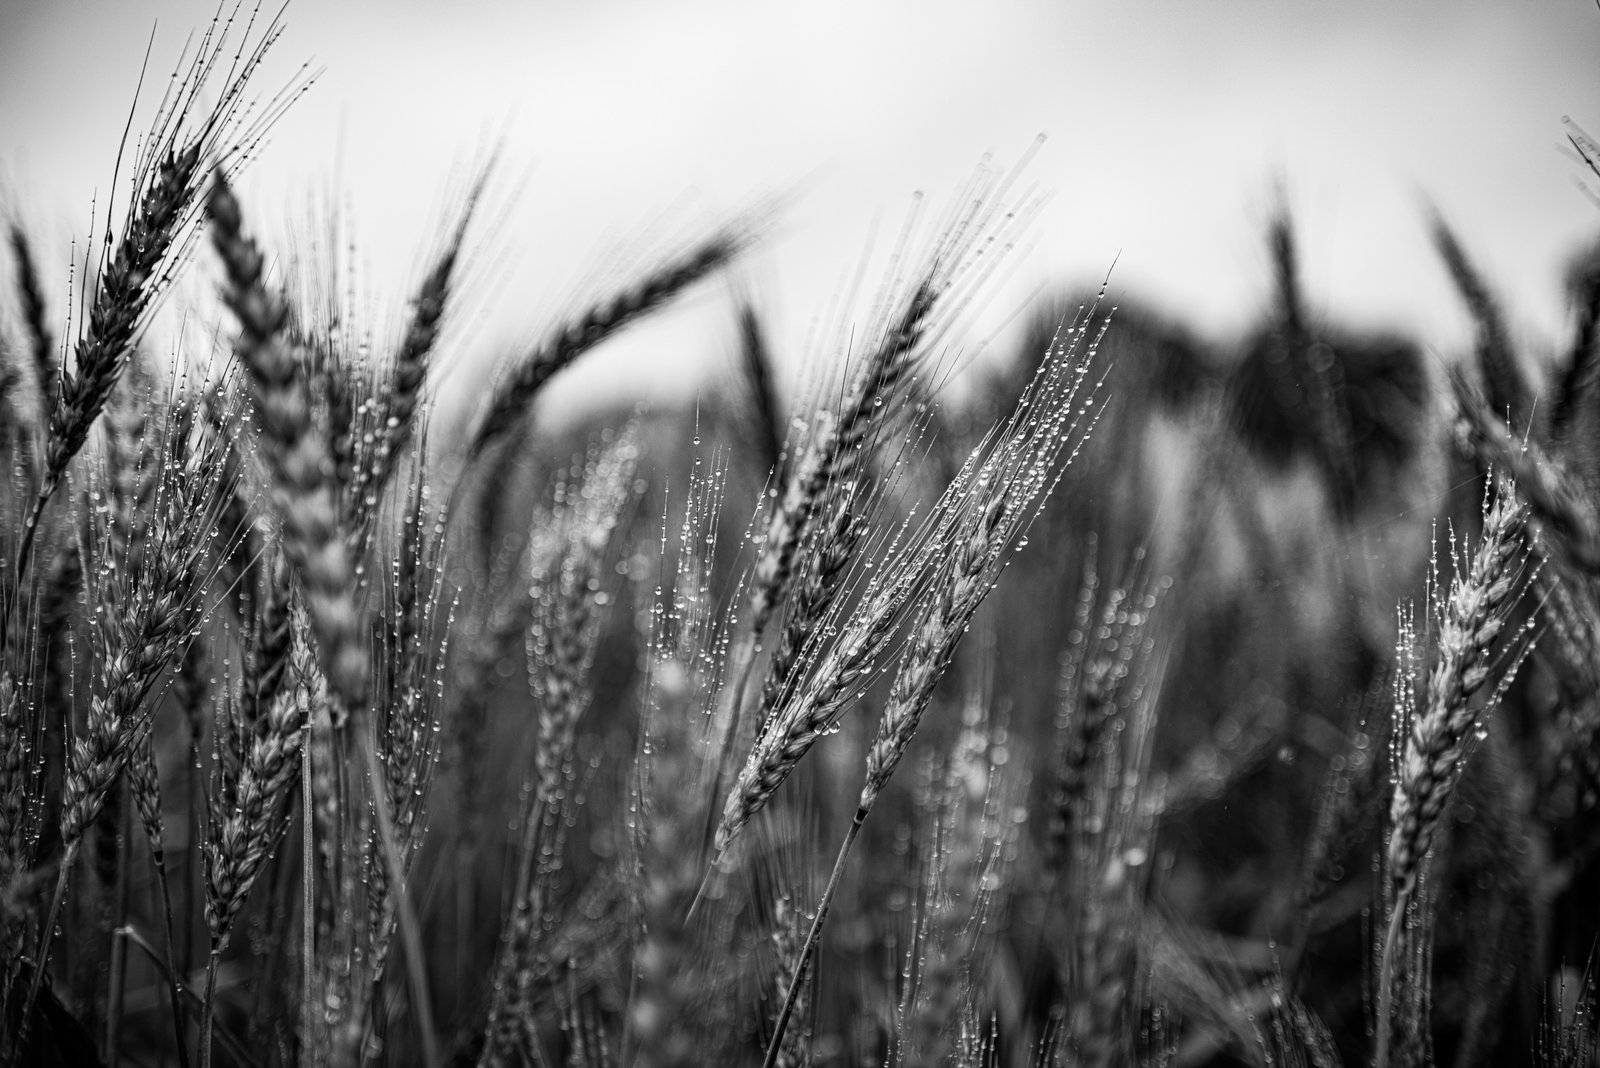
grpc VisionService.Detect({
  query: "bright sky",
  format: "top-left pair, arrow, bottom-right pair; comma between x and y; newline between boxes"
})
2,1 -> 1597,419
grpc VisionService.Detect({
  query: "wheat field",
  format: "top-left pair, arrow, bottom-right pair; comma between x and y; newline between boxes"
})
2,9 -> 1599,1068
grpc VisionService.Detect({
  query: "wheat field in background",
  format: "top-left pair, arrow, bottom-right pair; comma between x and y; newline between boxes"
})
2,10 -> 1600,1068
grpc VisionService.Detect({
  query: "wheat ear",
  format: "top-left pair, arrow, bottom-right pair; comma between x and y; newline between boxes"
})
468,231 -> 745,460
208,173 -> 371,716
1376,488 -> 1533,1068
7,226 -> 56,429
200,602 -> 315,1068
368,188 -> 482,498
739,299 -> 786,480
22,399 -> 224,1040
765,304 -> 1104,1064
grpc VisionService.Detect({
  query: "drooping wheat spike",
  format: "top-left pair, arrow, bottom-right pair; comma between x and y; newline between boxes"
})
715,569 -> 910,861
764,304 -> 1105,1066
468,230 -> 747,460
8,225 -> 56,430
745,272 -> 941,652
208,173 -> 371,716
720,301 -> 1105,865
1432,216 -> 1532,436
1377,487 -> 1534,1068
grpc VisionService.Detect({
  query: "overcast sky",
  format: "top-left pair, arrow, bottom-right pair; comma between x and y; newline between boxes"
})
3,1 -> 1597,416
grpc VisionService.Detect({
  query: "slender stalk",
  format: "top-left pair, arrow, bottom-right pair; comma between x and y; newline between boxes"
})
105,794 -> 134,1063
152,853 -> 193,1068
120,926 -> 259,1068
302,738 -> 316,1067
765,810 -> 866,1068
200,947 -> 223,1068
358,728 -> 442,1068
19,840 -> 80,1049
